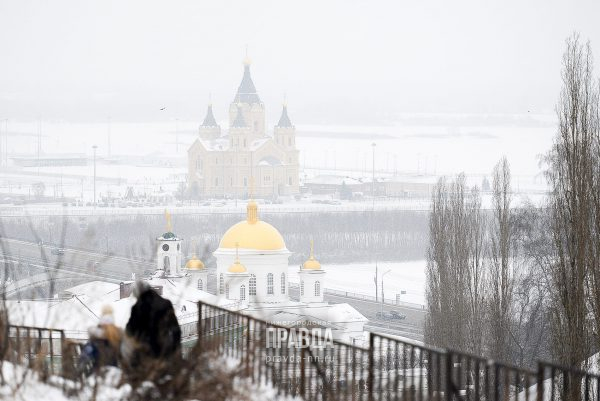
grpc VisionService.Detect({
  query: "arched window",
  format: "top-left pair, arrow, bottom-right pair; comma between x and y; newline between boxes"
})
300,281 -> 304,296
267,273 -> 274,295
219,274 -> 224,294
281,273 -> 286,294
163,256 -> 170,273
197,278 -> 203,291
225,284 -> 230,298
240,285 -> 246,301
315,281 -> 321,297
249,274 -> 256,295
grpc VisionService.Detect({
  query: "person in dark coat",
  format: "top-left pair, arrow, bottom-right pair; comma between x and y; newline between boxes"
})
121,281 -> 182,378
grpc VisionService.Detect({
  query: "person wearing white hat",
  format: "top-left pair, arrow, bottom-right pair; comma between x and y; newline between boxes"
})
79,304 -> 123,374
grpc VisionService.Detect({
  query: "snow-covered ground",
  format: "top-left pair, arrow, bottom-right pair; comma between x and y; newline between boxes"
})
0,359 -> 301,401
288,260 -> 426,305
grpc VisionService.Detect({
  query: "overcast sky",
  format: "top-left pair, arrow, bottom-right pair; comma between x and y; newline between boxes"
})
1,0 -> 599,124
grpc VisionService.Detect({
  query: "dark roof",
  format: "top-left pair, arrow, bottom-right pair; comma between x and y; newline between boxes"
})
161,232 -> 176,239
201,104 -> 218,127
276,105 -> 294,128
233,65 -> 261,104
231,106 -> 247,128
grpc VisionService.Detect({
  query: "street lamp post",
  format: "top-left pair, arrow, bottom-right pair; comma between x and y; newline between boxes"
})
0,119 -> 8,168
381,269 -> 391,315
371,142 -> 376,202
371,142 -> 377,301
92,145 -> 98,207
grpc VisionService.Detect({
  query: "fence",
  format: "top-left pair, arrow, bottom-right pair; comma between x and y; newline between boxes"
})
286,283 -> 425,310
197,300 -> 600,401
3,324 -> 81,380
5,307 -> 600,401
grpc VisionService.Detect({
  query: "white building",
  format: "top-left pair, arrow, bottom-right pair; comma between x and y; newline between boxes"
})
211,200 -> 367,342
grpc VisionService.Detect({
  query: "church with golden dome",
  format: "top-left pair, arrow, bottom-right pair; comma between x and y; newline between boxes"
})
155,201 -> 368,343
187,56 -> 300,199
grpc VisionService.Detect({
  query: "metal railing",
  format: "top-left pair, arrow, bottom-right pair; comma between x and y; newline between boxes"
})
287,282 -> 425,310
2,324 -> 84,384
0,201 -> 433,217
196,300 -> 600,401
4,325 -> 66,376
5,305 -> 600,401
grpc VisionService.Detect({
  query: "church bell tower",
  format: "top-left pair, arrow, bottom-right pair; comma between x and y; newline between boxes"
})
156,210 -> 183,277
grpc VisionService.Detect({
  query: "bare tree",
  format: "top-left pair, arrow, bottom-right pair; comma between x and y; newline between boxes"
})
487,157 -> 514,362
546,33 -> 598,369
465,185 -> 486,356
426,174 -> 485,354
425,177 -> 453,349
508,202 -> 553,368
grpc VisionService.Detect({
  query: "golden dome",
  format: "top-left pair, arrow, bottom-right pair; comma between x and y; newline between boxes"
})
303,240 -> 321,270
219,201 -> 286,250
228,260 -> 247,273
185,255 -> 205,270
228,243 -> 247,273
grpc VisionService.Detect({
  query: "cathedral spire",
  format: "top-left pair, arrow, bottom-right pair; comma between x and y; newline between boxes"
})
234,55 -> 261,104
276,103 -> 294,128
201,103 -> 218,127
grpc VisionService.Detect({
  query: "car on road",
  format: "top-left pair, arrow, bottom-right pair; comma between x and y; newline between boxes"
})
390,310 -> 406,320
375,310 -> 407,320
51,248 -> 65,255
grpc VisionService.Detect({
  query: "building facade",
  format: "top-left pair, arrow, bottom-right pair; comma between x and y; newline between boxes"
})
188,58 -> 300,199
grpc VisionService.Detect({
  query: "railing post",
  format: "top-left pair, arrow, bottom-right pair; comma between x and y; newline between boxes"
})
197,301 -> 203,353
300,343 -> 306,399
245,317 -> 251,377
49,329 -> 54,376
445,352 -> 453,401
536,362 -> 544,401
368,333 -> 374,401
16,327 -> 21,365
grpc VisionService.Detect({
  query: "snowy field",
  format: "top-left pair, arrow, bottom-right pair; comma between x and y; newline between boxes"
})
0,115 -> 555,206
5,115 -> 556,179
288,260 -> 426,306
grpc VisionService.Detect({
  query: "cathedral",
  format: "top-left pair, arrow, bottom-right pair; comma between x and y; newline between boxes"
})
191,199 -> 368,342
187,57 -> 300,199
161,200 -> 367,342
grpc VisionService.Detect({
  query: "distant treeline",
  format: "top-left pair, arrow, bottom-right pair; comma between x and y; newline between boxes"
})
2,210 -> 428,266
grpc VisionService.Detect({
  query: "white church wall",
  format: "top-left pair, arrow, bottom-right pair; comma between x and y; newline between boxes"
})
214,249 -> 290,303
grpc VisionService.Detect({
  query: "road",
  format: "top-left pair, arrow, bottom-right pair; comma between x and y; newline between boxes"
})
0,238 -> 150,283
288,286 -> 425,341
